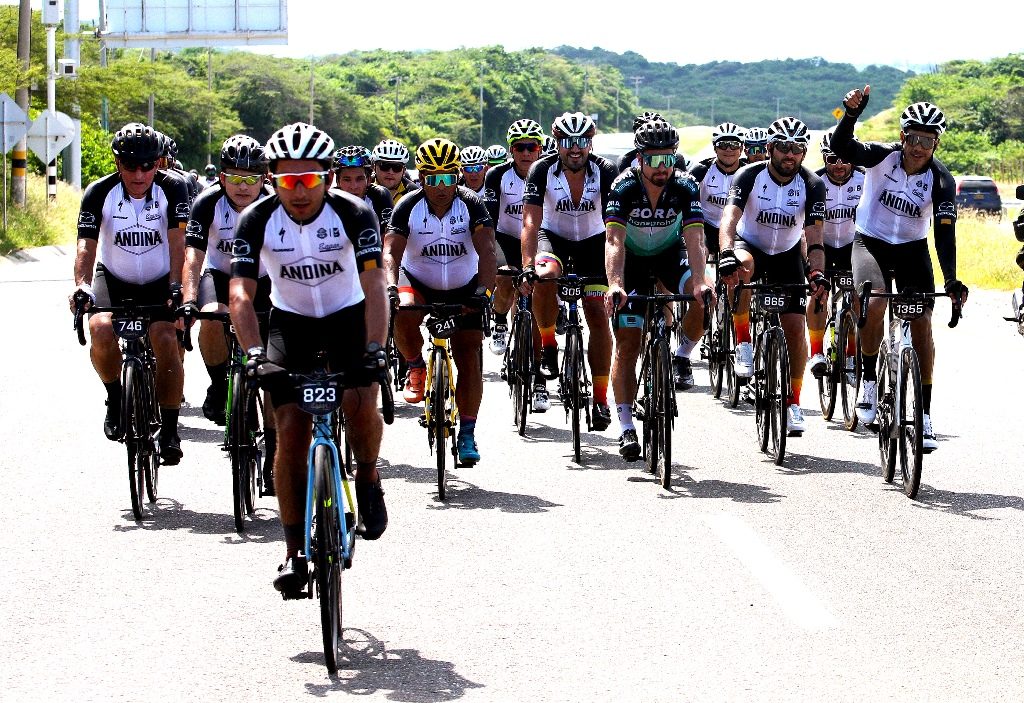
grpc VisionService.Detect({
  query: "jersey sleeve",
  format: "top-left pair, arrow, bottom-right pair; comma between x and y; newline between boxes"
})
522,157 -> 552,208
483,166 -> 502,224
679,174 -> 704,228
230,198 -> 273,280
155,171 -> 191,229
616,150 -> 636,173
689,160 -> 710,183
603,171 -> 636,228
803,170 -> 827,227
386,190 -> 415,237
329,191 -> 384,273
369,186 -> 394,232
461,188 -> 494,231
830,113 -> 897,168
597,156 -> 619,211
726,164 -> 759,210
184,186 -> 219,252
76,175 -> 114,241
931,160 -> 959,283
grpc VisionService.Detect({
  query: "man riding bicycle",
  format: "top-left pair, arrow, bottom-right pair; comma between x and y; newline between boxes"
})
372,139 -> 418,205
331,145 -> 395,231
228,122 -> 389,595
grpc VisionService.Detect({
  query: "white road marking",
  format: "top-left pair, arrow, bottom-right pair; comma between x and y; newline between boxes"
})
704,512 -> 839,630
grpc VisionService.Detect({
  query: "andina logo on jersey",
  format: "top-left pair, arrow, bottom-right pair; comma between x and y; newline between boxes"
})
754,210 -> 797,228
555,197 -> 596,214
826,206 -> 857,222
504,202 -> 524,217
279,257 -> 345,287
706,193 -> 728,208
114,227 -> 163,254
878,189 -> 922,218
420,237 -> 469,264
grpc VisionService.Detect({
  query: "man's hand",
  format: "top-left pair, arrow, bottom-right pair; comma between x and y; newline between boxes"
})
386,284 -> 399,308
604,284 -> 627,316
843,85 -> 871,117
168,282 -> 183,310
717,248 -> 740,285
944,279 -> 969,307
516,265 -> 537,296
69,283 -> 95,312
808,269 -> 830,305
245,346 -> 267,378
177,300 -> 200,328
363,342 -> 387,372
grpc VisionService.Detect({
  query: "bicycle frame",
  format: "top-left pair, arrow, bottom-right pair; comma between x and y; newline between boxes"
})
304,411 -> 355,566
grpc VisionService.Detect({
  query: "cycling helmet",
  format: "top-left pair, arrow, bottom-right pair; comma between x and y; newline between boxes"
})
711,122 -> 745,144
506,118 -> 544,145
372,139 -> 410,164
541,135 -> 557,157
332,145 -> 373,170
766,116 -> 810,144
634,120 -> 679,151
485,144 -> 508,164
110,122 -> 162,161
415,138 -> 461,173
264,122 -> 335,165
743,127 -> 769,146
205,164 -> 217,176
164,136 -> 178,159
221,135 -> 269,172
820,129 -> 835,156
551,111 -> 596,138
900,101 -> 946,134
460,145 -> 488,166
632,111 -> 664,132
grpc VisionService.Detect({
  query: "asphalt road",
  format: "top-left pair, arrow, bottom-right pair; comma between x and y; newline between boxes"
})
4,250 -> 1024,702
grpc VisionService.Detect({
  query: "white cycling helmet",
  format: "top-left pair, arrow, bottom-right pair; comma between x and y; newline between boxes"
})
485,144 -> 508,164
551,111 -> 596,138
900,101 -> 946,134
743,127 -> 769,146
712,122 -> 745,144
767,116 -> 810,144
372,138 -> 410,164
264,122 -> 334,164
460,145 -> 488,166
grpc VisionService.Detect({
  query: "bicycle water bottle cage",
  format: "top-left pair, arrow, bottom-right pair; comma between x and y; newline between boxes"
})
755,292 -> 791,313
891,295 -> 928,321
426,315 -> 460,339
297,375 -> 342,416
832,272 -> 855,291
112,314 -> 148,340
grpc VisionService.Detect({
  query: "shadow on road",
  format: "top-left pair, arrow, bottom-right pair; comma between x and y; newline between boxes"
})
112,497 -> 280,542
384,461 -> 562,514
913,485 -> 1024,520
778,452 -> 879,477
299,628 -> 484,700
627,467 -> 784,503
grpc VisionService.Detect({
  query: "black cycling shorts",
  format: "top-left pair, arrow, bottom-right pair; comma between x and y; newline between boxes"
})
495,231 -> 522,270
264,302 -> 374,407
852,233 -> 935,301
397,268 -> 483,331
824,243 -> 853,276
536,230 -> 608,288
198,268 -> 271,311
622,249 -> 689,298
704,223 -> 720,256
92,264 -> 174,321
734,238 -> 806,315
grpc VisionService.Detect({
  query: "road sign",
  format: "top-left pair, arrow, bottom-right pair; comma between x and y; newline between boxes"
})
832,107 -> 844,120
0,93 -> 29,153
26,110 -> 76,164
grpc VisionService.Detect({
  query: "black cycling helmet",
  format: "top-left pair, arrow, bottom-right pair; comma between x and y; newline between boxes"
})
111,123 -> 162,161
632,111 -> 664,132
220,135 -> 269,172
332,145 -> 373,171
634,120 -> 679,151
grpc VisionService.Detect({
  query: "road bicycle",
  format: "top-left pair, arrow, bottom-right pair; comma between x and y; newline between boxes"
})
858,285 -> 961,499
733,282 -> 812,466
74,298 -> 165,520
1003,284 -> 1024,337
706,273 -> 743,407
816,269 -> 861,430
498,268 -> 534,436
555,273 -> 605,464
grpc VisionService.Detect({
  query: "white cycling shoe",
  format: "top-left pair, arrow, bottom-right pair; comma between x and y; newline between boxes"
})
922,413 -> 938,453
857,380 -> 878,425
489,323 -> 508,355
735,342 -> 754,378
787,404 -> 806,435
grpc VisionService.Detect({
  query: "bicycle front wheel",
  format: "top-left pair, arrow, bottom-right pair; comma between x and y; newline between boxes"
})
123,362 -> 146,520
838,309 -> 861,431
877,344 -> 897,483
765,328 -> 789,465
230,369 -> 247,532
512,310 -> 532,436
899,348 -> 924,498
313,444 -> 343,673
654,338 -> 674,489
818,318 -> 838,420
433,354 -> 450,500
565,327 -> 584,463
142,365 -> 160,503
708,294 -> 725,398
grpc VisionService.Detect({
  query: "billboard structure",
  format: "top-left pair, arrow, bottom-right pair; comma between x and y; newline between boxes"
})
103,0 -> 288,48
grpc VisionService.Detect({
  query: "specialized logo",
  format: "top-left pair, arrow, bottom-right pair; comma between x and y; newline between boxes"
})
754,210 -> 797,228
279,257 -> 344,286
878,189 -> 922,218
114,227 -> 163,254
420,237 -> 469,264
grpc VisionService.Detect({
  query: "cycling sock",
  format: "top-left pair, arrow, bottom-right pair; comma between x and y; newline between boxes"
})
922,384 -> 932,414
616,403 -> 635,431
282,523 -> 304,557
534,373 -> 547,388
539,325 -> 557,348
789,377 -> 802,405
159,407 -> 180,436
808,328 -> 824,357
734,312 -> 751,344
674,334 -> 699,359
862,353 -> 878,381
407,356 -> 425,368
593,376 -> 608,405
458,416 -> 476,436
206,361 -> 228,387
103,380 -> 122,402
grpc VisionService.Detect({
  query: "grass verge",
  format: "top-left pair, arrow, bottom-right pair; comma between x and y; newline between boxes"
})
1,174 -> 79,255
937,209 -> 1021,291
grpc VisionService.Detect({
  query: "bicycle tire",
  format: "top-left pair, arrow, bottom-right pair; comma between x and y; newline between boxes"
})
380,373 -> 394,425
709,292 -> 725,398
434,352 -> 449,500
123,362 -> 146,520
877,344 -> 897,483
142,364 -> 160,503
838,309 -> 860,431
899,348 -> 924,498
230,368 -> 247,532
754,336 -> 769,453
565,327 -> 583,463
724,302 -> 740,408
313,444 -> 343,673
818,318 -> 838,420
513,310 -> 532,436
768,328 -> 789,466
244,386 -> 263,513
654,338 -> 674,489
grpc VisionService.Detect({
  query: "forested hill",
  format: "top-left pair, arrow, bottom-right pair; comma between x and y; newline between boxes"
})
552,47 -> 913,130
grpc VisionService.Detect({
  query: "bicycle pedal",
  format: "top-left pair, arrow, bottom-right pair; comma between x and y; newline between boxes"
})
418,415 -> 428,428
280,588 -> 310,601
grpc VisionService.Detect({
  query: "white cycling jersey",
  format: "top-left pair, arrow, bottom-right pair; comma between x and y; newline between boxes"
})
483,161 -> 530,239
186,183 -> 270,276
729,162 -> 826,255
522,153 -> 618,242
815,167 -> 866,249
691,158 -> 745,229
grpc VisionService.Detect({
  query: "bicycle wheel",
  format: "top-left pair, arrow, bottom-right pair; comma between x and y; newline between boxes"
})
638,351 -> 655,473
434,352 -> 449,500
754,336 -> 769,453
818,318 -> 838,421
767,328 -> 789,466
313,444 -> 343,674
230,369 -> 247,532
724,305 -> 741,409
512,310 -> 532,436
142,365 -> 160,502
122,363 -> 146,520
654,338 -> 674,489
877,344 -> 897,483
899,348 -> 924,498
565,327 -> 584,463
838,309 -> 861,431
709,291 -> 726,398
244,386 -> 263,513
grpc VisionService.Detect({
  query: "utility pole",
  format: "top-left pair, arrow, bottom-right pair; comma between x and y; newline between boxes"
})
308,58 -> 315,124
99,0 -> 108,133
628,75 -> 644,104
615,85 -> 620,132
46,20 -> 57,200
388,75 -> 400,133
12,0 -> 31,207
64,0 -> 81,190
479,64 -> 484,144
207,47 -> 213,164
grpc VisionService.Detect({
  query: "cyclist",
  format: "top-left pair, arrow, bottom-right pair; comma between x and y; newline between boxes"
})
385,138 -> 497,464
332,145 -> 395,230
832,86 -> 967,450
372,138 -> 418,204
743,127 -> 769,163
158,133 -> 199,203
199,164 -> 218,190
485,144 -> 509,172
483,119 -> 548,408
807,129 -> 865,378
605,120 -> 712,460
460,145 -> 488,196
182,136 -> 276,482
69,122 -> 191,464
520,111 -> 619,431
616,111 -> 690,174
228,122 -> 389,593
718,117 -> 829,435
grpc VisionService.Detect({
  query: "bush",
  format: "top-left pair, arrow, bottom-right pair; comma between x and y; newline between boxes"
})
1,173 -> 79,254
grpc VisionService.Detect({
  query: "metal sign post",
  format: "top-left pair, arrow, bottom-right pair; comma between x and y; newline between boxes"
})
1,93 -> 30,237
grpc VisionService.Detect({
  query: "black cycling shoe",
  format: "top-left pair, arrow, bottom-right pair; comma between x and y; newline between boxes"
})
202,384 -> 226,426
262,464 -> 275,497
103,399 -> 122,441
618,429 -> 641,462
591,403 -> 611,431
538,346 -> 559,380
673,356 -> 694,390
273,555 -> 308,597
159,434 -> 183,466
555,304 -> 568,335
355,478 -> 388,541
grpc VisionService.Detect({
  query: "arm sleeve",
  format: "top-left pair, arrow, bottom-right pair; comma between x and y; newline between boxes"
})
681,176 -> 704,228
370,186 -> 394,231
603,171 -> 634,227
804,171 -> 827,227
160,172 -> 192,229
483,167 -> 501,224
931,163 -> 959,283
462,189 -> 494,231
598,157 -> 619,212
230,200 -> 270,280
522,159 -> 549,208
331,193 -> 384,273
386,192 -> 414,238
830,113 -> 896,168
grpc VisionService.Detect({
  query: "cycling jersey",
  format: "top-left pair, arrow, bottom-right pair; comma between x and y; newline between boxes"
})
604,167 -> 704,256
387,186 -> 492,291
329,183 -> 394,232
77,171 -> 191,285
814,166 -> 866,249
199,176 -> 218,190
728,162 -> 826,255
186,183 -> 271,276
690,157 -> 747,229
523,153 -> 618,242
615,149 -> 690,174
483,161 -> 530,239
384,174 -> 420,205
231,190 -> 382,318
830,114 -> 957,281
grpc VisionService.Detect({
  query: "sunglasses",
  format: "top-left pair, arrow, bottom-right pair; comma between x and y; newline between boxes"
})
335,156 -> 370,168
462,164 -> 485,174
772,142 -> 807,155
120,159 -> 157,172
904,134 -> 938,149
745,145 -> 767,155
376,162 -> 406,173
642,153 -> 676,169
272,171 -> 328,190
715,140 -> 742,151
512,142 -> 540,153
223,173 -> 263,186
558,136 -> 591,149
824,154 -> 849,166
423,173 -> 459,187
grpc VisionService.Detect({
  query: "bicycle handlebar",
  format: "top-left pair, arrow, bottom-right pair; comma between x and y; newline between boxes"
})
731,282 -> 815,310
71,298 -> 171,347
616,289 -> 714,331
857,282 -> 962,329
